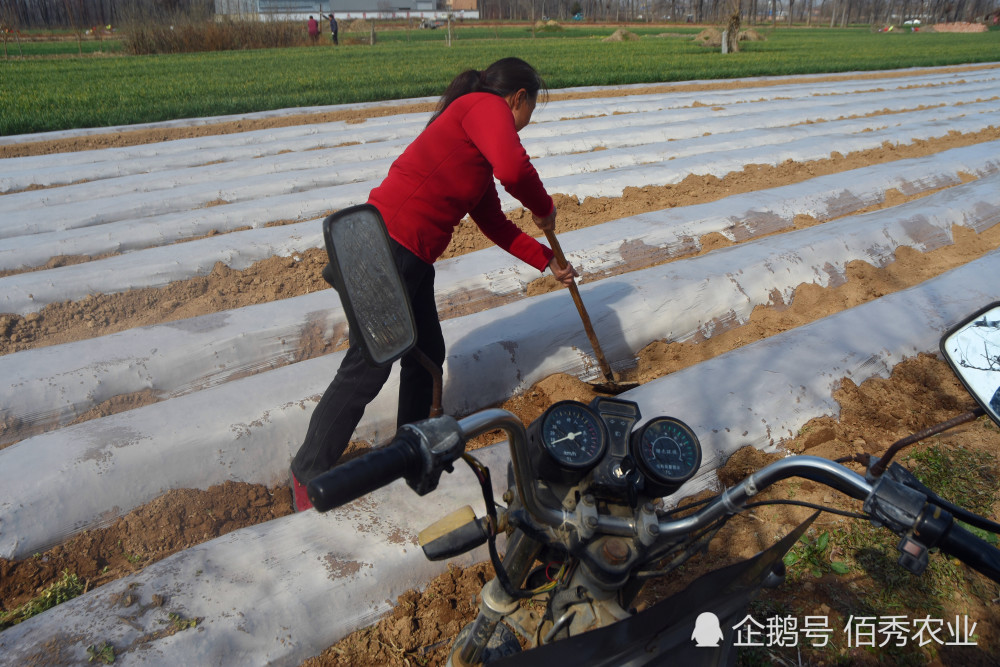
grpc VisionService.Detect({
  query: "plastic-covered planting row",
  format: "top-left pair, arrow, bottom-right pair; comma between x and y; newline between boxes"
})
1,145 -> 998,450
3,69 -> 997,209
3,249 -> 998,667
3,66 -> 995,182
2,170 -> 998,561
1,99 -> 997,280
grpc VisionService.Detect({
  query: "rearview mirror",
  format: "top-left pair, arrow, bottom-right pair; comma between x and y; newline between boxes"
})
322,204 -> 417,367
941,302 -> 1000,427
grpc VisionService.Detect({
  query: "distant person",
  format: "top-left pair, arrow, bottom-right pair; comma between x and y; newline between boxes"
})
307,16 -> 319,45
327,14 -> 338,45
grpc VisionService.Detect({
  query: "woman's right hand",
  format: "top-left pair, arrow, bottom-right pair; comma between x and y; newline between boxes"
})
548,257 -> 578,287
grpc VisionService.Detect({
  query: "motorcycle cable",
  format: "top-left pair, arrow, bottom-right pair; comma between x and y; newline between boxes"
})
461,453 -> 544,600
743,499 -> 870,520
665,446 -> 999,541
752,494 -> 999,535
637,496 -> 873,582
639,494 -> 749,575
634,519 -> 727,581
536,560 -> 587,645
867,407 -> 985,477
657,493 -> 716,519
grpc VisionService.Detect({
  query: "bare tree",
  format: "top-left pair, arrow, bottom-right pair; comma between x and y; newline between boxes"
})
62,0 -> 87,54
725,0 -> 740,51
1,1 -> 24,57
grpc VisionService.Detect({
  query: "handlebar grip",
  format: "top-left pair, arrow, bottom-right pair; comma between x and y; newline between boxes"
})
937,522 -> 1000,583
307,433 -> 422,512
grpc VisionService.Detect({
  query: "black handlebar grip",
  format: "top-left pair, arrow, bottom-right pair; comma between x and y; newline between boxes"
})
938,522 -> 1000,583
307,433 -> 422,512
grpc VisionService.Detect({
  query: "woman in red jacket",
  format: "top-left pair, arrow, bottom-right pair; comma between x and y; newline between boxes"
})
290,57 -> 577,510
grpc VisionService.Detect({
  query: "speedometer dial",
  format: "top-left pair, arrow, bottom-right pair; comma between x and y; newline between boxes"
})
632,417 -> 701,496
541,402 -> 606,470
527,401 -> 607,484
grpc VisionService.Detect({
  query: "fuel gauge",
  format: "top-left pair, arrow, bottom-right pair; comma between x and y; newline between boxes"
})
632,417 -> 702,497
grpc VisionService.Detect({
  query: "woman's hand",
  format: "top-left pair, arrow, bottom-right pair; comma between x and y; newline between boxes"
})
548,257 -> 579,287
532,208 -> 557,231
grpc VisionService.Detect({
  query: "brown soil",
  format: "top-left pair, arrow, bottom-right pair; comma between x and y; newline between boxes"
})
2,65 -> 1000,664
0,482 -> 292,623
930,22 -> 989,32
308,354 -> 1000,666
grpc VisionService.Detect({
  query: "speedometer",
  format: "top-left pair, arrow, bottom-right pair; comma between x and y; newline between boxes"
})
632,417 -> 702,497
528,401 -> 607,483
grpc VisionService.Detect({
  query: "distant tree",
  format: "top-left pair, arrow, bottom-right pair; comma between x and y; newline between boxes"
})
1,2 -> 24,57
725,0 -> 740,51
62,0 -> 87,54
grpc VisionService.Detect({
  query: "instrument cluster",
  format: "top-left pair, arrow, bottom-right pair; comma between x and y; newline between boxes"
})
525,397 -> 702,499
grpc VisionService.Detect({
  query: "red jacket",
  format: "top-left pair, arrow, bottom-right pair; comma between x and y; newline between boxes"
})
368,93 -> 555,272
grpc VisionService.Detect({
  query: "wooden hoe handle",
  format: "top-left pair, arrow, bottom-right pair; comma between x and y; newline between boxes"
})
543,229 -> 616,382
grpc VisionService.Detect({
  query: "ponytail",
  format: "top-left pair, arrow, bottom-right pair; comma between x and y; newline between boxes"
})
427,57 -> 547,126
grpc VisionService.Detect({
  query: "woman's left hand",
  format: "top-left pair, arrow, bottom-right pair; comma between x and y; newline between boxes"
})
532,208 -> 557,231
548,257 -> 579,287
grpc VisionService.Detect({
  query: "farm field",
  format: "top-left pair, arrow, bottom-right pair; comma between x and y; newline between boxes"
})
3,26 -> 1000,135
1,60 -> 1000,666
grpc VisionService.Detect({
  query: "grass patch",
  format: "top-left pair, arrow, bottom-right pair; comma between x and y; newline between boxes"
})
168,611 -> 199,630
784,530 -> 851,578
747,444 -> 1000,665
2,26 -> 998,134
0,38 -> 123,57
906,443 -> 998,516
86,641 -> 115,664
0,569 -> 85,629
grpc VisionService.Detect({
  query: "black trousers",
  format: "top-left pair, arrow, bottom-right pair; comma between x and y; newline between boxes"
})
290,240 -> 445,483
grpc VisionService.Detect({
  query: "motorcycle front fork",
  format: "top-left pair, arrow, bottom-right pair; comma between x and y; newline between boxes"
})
451,529 -> 541,667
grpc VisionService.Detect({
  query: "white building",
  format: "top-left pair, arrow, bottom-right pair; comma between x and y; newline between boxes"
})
215,0 -> 478,19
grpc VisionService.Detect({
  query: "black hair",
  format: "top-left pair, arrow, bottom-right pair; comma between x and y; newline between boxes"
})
428,57 -> 547,126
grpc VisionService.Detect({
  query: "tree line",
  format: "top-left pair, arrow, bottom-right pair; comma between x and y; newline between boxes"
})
0,0 -> 212,30
478,0 -> 998,25
2,0 -> 996,30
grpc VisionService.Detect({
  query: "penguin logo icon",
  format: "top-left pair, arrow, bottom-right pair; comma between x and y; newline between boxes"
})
692,612 -> 724,647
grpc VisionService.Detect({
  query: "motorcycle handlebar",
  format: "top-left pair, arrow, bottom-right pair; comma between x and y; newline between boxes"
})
307,431 -> 422,512
937,521 -> 1000,582
305,410 -> 1000,582
651,456 -> 873,539
304,411 -> 506,514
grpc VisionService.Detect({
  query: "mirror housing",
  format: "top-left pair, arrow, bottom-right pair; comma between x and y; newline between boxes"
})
322,204 -> 417,367
940,301 -> 1000,427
